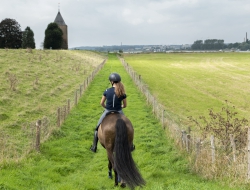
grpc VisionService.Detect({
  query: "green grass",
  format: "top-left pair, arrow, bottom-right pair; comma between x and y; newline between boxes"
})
0,49 -> 106,128
123,52 -> 250,128
0,53 -> 248,189
0,49 -> 106,162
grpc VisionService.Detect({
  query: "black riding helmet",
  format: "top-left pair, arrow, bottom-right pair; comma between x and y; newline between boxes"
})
109,73 -> 121,83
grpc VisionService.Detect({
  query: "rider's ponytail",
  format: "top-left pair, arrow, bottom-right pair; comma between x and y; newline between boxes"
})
115,82 -> 125,98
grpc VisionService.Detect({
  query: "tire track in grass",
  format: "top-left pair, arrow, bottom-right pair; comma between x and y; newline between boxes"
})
0,54 -> 246,190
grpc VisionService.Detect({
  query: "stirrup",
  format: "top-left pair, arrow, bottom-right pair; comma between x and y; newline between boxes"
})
131,144 -> 135,152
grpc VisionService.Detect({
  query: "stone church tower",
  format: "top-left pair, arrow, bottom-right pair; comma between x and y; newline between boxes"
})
54,11 -> 68,49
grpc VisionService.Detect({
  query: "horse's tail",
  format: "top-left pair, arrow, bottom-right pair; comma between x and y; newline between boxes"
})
114,118 -> 146,189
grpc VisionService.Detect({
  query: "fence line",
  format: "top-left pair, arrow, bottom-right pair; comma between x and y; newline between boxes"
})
0,59 -> 106,162
119,56 -> 250,181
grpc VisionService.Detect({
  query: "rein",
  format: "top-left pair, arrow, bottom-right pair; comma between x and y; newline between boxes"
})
82,110 -> 104,123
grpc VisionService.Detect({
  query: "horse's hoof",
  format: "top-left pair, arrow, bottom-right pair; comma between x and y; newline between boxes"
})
114,183 -> 118,187
120,183 -> 126,188
90,146 -> 97,153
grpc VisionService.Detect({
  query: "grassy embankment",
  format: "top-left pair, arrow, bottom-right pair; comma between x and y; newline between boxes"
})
0,53 -> 247,189
123,52 -> 250,128
0,49 -> 105,127
0,49 -> 106,161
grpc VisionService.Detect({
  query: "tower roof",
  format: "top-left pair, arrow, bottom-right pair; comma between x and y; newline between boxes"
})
54,11 -> 66,25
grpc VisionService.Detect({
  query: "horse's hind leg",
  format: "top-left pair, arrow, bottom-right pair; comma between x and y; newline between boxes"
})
107,149 -> 118,186
120,179 -> 126,188
108,160 -> 112,179
120,182 -> 126,188
114,170 -> 118,186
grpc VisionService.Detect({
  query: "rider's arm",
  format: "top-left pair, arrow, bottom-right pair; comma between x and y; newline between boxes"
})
122,98 -> 127,108
100,96 -> 106,108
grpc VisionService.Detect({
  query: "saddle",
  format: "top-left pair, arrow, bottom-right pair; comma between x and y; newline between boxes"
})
105,110 -> 120,116
95,110 -> 120,131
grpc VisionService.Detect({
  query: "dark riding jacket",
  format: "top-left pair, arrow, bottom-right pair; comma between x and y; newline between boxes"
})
104,87 -> 126,111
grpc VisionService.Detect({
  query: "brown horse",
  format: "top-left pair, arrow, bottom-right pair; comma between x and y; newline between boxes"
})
98,112 -> 146,189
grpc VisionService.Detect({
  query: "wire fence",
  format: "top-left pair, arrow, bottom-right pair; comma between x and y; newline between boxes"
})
0,59 -> 106,163
119,56 -> 250,182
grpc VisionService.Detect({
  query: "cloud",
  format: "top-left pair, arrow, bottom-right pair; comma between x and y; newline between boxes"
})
0,0 -> 250,47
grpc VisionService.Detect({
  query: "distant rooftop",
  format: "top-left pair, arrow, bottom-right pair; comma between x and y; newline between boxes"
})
54,11 -> 66,25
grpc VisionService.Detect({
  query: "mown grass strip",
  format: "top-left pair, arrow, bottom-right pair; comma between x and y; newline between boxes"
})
0,54 -> 247,190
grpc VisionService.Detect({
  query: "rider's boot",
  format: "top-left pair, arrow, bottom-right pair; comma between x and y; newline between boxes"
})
131,143 -> 135,152
90,130 -> 98,153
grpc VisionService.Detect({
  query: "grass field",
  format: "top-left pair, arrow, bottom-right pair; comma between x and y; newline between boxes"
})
122,52 -> 250,129
1,53 -> 247,190
0,49 -> 106,161
0,49 -> 106,128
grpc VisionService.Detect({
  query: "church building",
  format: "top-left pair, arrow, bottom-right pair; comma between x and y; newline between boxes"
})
54,11 -> 68,49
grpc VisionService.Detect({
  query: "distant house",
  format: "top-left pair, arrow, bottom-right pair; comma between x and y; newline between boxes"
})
181,44 -> 192,49
54,11 -> 68,49
169,45 -> 182,50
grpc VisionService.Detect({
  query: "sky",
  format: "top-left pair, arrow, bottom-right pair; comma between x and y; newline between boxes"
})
1,0 -> 250,48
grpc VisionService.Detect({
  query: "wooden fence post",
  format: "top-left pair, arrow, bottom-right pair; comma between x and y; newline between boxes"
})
83,80 -> 86,90
75,90 -> 78,106
247,127 -> 250,180
196,138 -> 201,160
63,105 -> 66,121
36,120 -> 41,151
181,130 -> 187,149
229,134 -> 236,162
211,135 -> 215,163
67,99 -> 70,115
162,110 -> 165,129
187,134 -> 191,152
57,107 -> 61,127
80,84 -> 82,97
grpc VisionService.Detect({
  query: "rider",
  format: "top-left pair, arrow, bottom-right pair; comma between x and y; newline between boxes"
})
90,73 -> 127,152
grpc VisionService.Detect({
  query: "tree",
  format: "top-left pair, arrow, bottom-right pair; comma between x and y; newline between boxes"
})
43,23 -> 63,49
203,39 -> 224,50
233,42 -> 240,48
0,18 -> 22,49
238,42 -> 250,51
227,42 -> 240,49
191,40 -> 203,50
22,26 -> 35,49
192,39 -> 225,50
